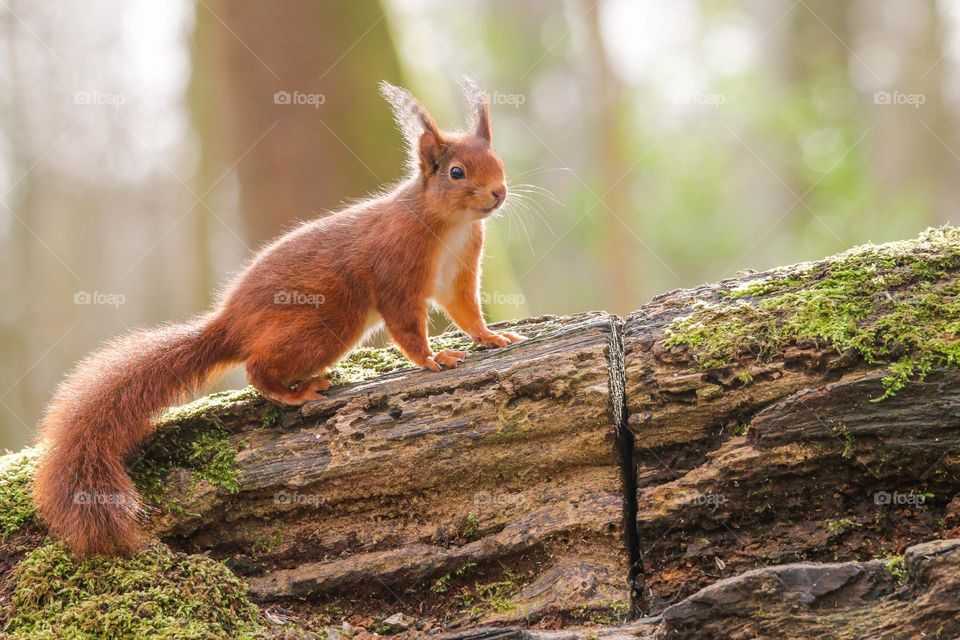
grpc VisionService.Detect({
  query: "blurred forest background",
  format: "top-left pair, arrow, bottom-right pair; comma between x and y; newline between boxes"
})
1,0 -> 958,450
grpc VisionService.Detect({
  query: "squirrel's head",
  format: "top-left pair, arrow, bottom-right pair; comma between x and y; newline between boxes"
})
380,79 -> 506,221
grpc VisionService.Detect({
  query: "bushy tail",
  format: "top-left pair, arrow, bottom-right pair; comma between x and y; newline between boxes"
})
33,315 -> 237,557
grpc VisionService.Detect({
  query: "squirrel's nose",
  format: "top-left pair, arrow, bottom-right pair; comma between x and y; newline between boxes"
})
491,187 -> 505,202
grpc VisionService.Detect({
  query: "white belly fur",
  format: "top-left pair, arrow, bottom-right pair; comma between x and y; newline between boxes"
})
431,222 -> 474,303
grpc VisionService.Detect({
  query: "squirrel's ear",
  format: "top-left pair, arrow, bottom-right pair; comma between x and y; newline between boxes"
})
461,77 -> 491,142
379,80 -> 445,175
418,129 -> 444,175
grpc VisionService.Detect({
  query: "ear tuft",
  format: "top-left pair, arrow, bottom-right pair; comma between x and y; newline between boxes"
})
460,76 -> 492,142
379,80 -> 444,175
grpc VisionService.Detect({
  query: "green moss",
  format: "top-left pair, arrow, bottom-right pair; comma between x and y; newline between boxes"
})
0,448 -> 39,537
573,601 -> 631,626
251,527 -> 283,555
458,568 -> 525,617
260,404 -> 284,428
159,387 -> 262,426
431,562 -> 478,594
429,333 -> 478,353
131,389 -> 257,510
328,346 -> 409,384
885,554 -> 907,582
823,517 -> 861,536
664,227 -> 960,400
328,335 -> 476,385
459,512 -> 481,541
3,541 -> 263,639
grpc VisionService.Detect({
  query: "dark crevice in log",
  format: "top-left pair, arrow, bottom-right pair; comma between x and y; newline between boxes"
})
632,440 -> 715,488
608,315 -> 643,616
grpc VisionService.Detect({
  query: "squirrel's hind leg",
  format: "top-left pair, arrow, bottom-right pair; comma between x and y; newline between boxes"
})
248,361 -> 332,405
246,341 -> 340,405
244,300 -> 366,405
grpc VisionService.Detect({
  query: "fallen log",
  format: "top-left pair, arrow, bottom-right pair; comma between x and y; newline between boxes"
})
622,226 -> 960,610
149,312 -> 632,627
1,228 -> 959,639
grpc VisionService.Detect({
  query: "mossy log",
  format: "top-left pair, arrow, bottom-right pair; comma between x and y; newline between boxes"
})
151,312 -> 631,627
622,227 -> 960,611
2,229 -> 960,639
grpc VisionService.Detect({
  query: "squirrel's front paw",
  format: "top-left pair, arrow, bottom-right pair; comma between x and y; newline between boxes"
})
475,330 -> 526,348
432,349 -> 467,369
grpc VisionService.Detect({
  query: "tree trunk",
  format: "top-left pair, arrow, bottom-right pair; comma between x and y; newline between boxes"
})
200,0 -> 406,249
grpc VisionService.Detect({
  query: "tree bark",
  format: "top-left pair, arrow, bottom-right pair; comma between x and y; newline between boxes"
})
621,234 -> 960,613
150,313 -> 630,626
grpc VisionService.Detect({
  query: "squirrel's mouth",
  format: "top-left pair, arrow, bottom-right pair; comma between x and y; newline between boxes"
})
474,201 -> 502,216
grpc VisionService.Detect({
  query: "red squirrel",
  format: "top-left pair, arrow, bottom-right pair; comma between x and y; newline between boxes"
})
33,79 -> 524,557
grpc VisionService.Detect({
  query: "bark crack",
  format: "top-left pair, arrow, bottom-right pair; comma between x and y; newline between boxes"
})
607,314 -> 643,616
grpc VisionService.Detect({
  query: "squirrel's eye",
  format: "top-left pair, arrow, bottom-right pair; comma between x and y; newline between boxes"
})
449,166 -> 465,180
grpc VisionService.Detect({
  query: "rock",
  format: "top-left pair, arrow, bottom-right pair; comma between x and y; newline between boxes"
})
439,538 -> 960,639
659,559 -> 892,635
513,562 -> 626,620
380,612 -> 414,631
652,538 -> 960,639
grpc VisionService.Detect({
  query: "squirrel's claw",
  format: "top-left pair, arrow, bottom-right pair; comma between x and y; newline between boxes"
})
475,330 -> 526,348
433,349 -> 467,369
498,331 -> 526,344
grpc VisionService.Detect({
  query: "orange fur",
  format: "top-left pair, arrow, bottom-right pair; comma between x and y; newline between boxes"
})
33,79 -> 523,557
